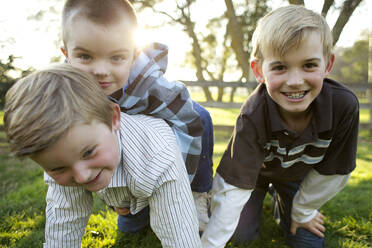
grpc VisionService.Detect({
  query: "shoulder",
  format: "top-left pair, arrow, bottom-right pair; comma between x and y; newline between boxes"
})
119,113 -> 181,197
119,113 -> 176,147
240,84 -> 267,118
323,78 -> 359,113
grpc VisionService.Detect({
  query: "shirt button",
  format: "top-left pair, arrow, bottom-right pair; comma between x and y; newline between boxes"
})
284,132 -> 289,135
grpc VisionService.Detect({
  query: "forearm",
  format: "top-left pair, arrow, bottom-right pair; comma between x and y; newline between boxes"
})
201,173 -> 252,248
292,169 -> 350,223
44,176 -> 93,247
149,175 -> 201,247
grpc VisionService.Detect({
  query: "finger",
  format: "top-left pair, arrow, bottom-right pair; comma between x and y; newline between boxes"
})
114,207 -> 130,215
290,222 -> 298,235
312,228 -> 325,238
316,223 -> 326,233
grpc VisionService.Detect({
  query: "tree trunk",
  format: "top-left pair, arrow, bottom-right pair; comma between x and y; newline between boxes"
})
224,0 -> 251,81
331,0 -> 363,46
181,5 -> 213,102
321,0 -> 334,17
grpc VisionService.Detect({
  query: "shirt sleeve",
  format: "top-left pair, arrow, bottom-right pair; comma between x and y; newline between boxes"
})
291,169 -> 350,223
43,173 -> 93,248
201,173 -> 252,248
147,149 -> 201,248
149,81 -> 204,176
217,113 -> 265,189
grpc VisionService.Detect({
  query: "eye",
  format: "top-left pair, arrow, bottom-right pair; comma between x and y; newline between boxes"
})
50,167 -> 66,173
82,147 -> 96,159
272,64 -> 286,71
304,62 -> 318,69
79,54 -> 92,61
111,55 -> 126,63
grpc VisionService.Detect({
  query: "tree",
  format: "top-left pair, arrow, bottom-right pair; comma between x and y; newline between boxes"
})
0,56 -> 33,109
133,0 -> 269,102
331,35 -> 368,84
133,0 -> 364,103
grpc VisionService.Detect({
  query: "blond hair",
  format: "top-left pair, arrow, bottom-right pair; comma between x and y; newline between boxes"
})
251,5 -> 333,63
4,64 -> 115,157
62,0 -> 137,46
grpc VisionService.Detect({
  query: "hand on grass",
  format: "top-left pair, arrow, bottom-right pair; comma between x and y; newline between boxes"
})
290,211 -> 325,238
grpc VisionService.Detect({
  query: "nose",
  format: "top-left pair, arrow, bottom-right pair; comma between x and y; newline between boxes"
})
92,60 -> 109,77
286,69 -> 304,86
72,163 -> 92,184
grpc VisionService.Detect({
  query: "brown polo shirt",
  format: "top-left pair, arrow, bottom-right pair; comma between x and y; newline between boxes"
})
217,78 -> 359,189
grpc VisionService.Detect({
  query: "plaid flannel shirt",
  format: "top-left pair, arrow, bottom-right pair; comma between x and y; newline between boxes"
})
110,42 -> 203,175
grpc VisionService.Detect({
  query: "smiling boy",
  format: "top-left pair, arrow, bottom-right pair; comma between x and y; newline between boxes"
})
60,0 -> 213,232
4,64 -> 201,247
201,5 -> 359,248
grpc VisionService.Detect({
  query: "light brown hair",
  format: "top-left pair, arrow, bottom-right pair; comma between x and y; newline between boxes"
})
251,5 -> 333,64
4,64 -> 115,157
62,0 -> 138,46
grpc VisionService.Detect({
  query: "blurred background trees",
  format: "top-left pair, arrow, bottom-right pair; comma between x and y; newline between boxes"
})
0,0 -> 369,106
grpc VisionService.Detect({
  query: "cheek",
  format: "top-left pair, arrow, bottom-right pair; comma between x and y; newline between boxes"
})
48,173 -> 75,186
69,61 -> 91,73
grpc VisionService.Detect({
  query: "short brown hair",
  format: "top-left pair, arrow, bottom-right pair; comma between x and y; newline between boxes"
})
62,0 -> 138,46
4,64 -> 115,157
251,5 -> 333,63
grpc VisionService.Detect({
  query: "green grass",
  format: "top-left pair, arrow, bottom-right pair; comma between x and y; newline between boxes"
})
0,108 -> 371,247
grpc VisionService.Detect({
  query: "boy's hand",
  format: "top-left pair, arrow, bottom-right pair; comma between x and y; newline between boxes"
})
290,212 -> 325,238
114,207 -> 130,215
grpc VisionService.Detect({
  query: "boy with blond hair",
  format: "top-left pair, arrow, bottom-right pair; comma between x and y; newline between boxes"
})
201,5 -> 359,248
4,64 -> 202,247
60,0 -> 213,232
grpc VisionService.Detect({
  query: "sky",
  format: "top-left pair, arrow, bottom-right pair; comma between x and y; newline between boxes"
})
0,0 -> 371,80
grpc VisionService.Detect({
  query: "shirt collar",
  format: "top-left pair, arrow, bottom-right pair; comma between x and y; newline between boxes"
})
265,80 -> 333,135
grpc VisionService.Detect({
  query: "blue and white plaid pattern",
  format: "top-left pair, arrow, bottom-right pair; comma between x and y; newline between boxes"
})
110,43 -> 203,175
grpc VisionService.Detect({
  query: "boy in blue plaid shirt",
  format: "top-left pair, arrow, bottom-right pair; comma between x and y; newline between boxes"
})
60,0 -> 213,232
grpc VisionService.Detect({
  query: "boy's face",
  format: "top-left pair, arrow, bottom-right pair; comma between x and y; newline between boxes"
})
31,105 -> 121,192
62,17 -> 136,95
251,31 -> 334,119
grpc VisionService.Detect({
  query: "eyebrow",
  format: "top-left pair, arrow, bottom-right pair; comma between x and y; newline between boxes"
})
72,46 -> 130,54
269,57 -> 321,67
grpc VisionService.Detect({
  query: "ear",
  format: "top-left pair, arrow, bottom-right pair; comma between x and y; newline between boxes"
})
324,53 -> 335,77
251,59 -> 265,84
61,47 -> 68,58
112,104 -> 121,131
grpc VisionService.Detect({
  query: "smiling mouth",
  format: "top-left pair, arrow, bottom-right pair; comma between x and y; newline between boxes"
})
283,91 -> 308,99
99,82 -> 112,88
86,170 -> 103,185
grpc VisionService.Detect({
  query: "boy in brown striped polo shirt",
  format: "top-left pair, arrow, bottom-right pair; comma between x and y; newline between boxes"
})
202,5 -> 359,248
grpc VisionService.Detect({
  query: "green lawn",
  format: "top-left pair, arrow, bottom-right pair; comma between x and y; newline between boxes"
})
0,109 -> 371,247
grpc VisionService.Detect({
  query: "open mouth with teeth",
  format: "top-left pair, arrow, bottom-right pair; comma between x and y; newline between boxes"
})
283,91 -> 308,100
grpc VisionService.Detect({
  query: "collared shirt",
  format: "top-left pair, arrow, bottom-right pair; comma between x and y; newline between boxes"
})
110,43 -> 203,176
43,113 -> 201,248
217,78 -> 359,189
202,78 -> 359,247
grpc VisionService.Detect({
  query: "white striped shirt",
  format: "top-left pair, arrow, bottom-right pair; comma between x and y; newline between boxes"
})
43,113 -> 201,248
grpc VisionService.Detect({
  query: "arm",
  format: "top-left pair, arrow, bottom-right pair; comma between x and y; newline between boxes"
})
147,150 -> 201,248
201,173 -> 252,248
291,169 -> 350,236
43,174 -> 93,248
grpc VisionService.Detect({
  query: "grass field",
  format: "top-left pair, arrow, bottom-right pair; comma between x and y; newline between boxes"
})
0,108 -> 371,247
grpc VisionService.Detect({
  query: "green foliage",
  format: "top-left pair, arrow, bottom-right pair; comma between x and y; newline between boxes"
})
331,37 -> 368,84
0,114 -> 371,247
0,56 -> 33,109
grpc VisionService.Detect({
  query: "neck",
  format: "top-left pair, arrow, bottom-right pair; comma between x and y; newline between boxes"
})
280,107 -> 313,134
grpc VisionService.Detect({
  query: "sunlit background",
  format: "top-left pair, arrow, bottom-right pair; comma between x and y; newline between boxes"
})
0,0 -> 371,81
